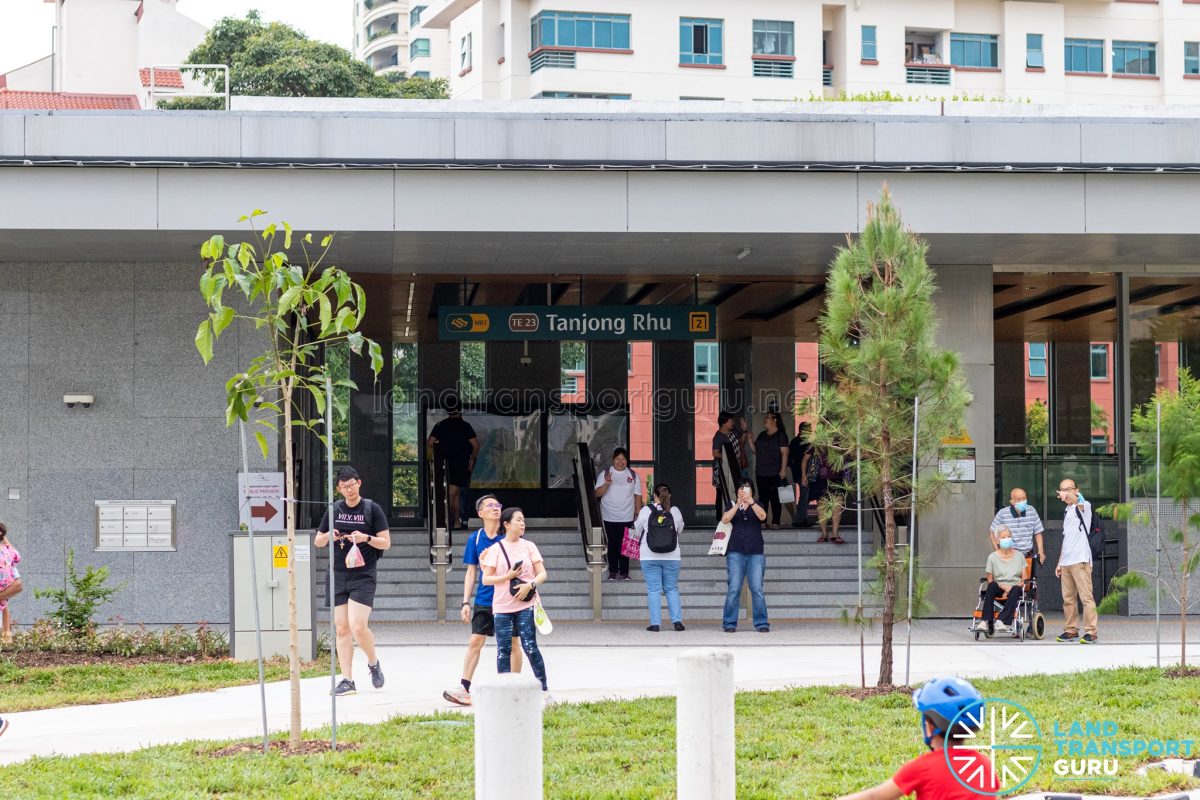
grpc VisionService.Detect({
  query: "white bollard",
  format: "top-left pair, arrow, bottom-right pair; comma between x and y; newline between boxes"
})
474,673 -> 544,800
677,649 -> 736,800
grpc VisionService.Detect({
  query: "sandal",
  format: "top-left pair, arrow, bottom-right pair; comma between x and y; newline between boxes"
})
816,537 -> 829,543
831,536 -> 846,544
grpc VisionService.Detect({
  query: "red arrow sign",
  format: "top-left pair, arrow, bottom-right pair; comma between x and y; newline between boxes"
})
251,502 -> 279,524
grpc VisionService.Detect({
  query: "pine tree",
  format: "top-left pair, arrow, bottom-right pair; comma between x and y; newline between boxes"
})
810,186 -> 970,686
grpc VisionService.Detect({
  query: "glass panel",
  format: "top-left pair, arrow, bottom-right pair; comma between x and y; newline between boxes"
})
595,19 -> 612,49
460,342 -> 486,404
327,342 -> 351,461
679,22 -> 692,62
1090,344 -> 1109,380
709,22 -> 723,60
576,19 -> 592,48
547,411 -> 629,488
392,465 -> 419,510
559,18 -> 576,47
427,410 -> 541,489
614,20 -> 630,49
693,24 -> 708,55
392,343 -> 419,461
560,341 -> 586,403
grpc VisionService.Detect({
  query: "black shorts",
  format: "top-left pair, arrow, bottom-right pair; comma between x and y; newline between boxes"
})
332,569 -> 377,608
471,605 -> 495,636
446,460 -> 472,488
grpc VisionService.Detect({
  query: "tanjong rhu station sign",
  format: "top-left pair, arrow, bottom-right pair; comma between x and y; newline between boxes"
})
439,305 -> 717,342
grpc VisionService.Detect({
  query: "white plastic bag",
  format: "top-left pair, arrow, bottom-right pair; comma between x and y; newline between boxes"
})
708,521 -> 732,556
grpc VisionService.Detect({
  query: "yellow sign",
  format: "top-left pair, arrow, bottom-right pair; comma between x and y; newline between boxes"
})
446,313 -> 491,334
688,312 -> 711,334
942,431 -> 973,446
273,545 -> 289,568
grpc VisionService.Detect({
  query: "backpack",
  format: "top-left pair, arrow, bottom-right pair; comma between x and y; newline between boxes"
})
1074,505 -> 1105,560
645,504 -> 678,554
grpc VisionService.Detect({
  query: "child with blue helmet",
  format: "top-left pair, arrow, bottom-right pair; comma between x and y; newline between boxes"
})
837,676 -> 998,799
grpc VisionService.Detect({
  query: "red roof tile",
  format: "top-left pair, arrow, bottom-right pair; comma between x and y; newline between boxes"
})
139,67 -> 184,89
0,90 -> 141,110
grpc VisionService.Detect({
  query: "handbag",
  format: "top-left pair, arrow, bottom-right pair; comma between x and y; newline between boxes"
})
708,521 -> 732,556
777,483 -> 796,505
497,541 -> 530,597
533,600 -> 553,635
620,526 -> 642,560
344,542 -> 365,569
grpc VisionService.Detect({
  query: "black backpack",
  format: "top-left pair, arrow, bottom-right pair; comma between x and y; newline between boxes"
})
645,504 -> 678,554
1074,505 -> 1105,560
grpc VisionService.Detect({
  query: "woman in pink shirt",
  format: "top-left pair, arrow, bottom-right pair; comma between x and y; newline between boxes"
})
0,522 -> 21,645
480,507 -> 549,697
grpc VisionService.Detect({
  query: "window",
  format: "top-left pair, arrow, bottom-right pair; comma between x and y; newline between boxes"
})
1065,38 -> 1104,74
460,32 -> 472,71
1028,343 -> 1047,378
680,17 -> 723,65
1187,42 -> 1200,75
1026,33 -> 1043,68
536,91 -> 631,99
1091,434 -> 1108,455
1090,344 -> 1109,380
1113,40 -> 1156,76
410,38 -> 430,59
530,11 -> 631,51
627,343 -> 633,374
409,5 -> 426,28
950,33 -> 999,68
413,71 -> 430,79
694,343 -> 720,385
753,20 -> 794,56
861,25 -> 877,61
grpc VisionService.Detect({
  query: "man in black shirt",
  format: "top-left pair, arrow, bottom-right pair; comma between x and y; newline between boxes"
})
427,395 -> 480,530
316,465 -> 391,696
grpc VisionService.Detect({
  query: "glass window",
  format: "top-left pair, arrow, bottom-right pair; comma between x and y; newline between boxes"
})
529,11 -> 631,51
327,342 -> 351,462
391,343 -> 419,519
1113,40 -> 1156,76
1090,343 -> 1109,380
950,33 -> 999,68
413,71 -> 430,79
460,33 -> 472,70
752,20 -> 794,57
1026,33 -> 1043,68
1065,38 -> 1104,73
409,5 -> 426,28
1091,435 -> 1108,455
536,91 -> 632,99
694,342 -> 720,385
561,341 -> 586,402
680,17 -> 723,65
1187,42 -> 1200,75
460,341 -> 486,403
410,38 -> 430,59
1028,342 -> 1047,378
861,25 -> 877,61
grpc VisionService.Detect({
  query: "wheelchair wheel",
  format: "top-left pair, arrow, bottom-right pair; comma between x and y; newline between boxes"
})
1032,613 -> 1046,640
974,630 -> 981,641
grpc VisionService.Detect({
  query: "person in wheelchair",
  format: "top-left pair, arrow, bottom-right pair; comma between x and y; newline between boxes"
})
981,530 -> 1026,636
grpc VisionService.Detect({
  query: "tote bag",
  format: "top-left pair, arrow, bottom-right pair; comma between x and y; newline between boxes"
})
708,521 -> 733,556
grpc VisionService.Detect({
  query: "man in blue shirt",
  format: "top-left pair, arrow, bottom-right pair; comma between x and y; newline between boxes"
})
443,494 -> 522,706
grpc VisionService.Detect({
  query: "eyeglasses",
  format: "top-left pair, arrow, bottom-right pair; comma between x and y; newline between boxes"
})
482,502 -> 503,510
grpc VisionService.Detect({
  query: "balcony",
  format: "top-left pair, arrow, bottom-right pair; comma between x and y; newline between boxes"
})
363,0 -> 399,11
530,49 -> 577,72
905,62 -> 951,85
368,23 -> 398,43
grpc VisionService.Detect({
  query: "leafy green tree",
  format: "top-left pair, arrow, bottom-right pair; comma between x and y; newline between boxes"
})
1091,400 -> 1109,440
165,12 -> 448,108
1026,399 -> 1049,446
1099,369 -> 1200,668
808,186 -> 970,686
196,211 -> 383,746
460,342 -> 486,404
383,73 -> 451,98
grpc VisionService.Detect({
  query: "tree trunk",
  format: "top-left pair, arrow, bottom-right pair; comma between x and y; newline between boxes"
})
878,427 -> 897,687
284,382 -> 301,746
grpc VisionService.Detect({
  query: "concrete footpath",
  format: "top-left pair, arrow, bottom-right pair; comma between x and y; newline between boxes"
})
1,618 -> 1198,767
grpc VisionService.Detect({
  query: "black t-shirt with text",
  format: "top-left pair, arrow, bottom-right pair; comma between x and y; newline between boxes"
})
319,498 -> 389,573
430,416 -> 477,464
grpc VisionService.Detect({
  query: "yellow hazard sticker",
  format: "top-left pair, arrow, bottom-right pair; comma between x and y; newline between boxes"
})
273,545 -> 289,568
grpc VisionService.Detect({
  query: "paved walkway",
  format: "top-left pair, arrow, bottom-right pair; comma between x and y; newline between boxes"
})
1,618 -> 1198,768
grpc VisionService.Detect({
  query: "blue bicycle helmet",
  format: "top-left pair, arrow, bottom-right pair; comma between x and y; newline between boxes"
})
912,676 -> 984,747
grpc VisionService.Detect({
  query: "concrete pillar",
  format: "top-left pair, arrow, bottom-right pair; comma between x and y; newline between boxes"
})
656,341 -> 696,515
588,341 -> 627,412
747,338 -> 796,436
721,339 -> 751,416
349,347 -> 393,517
474,674 -> 544,800
993,341 -> 1027,446
677,649 -> 735,800
1052,342 -> 1093,445
419,341 -> 461,404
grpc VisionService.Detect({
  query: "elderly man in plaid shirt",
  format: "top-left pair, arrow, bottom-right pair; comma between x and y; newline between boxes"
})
988,487 -> 1046,568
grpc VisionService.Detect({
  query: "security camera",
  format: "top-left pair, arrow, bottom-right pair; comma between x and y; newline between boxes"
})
798,372 -> 809,383
519,355 -> 533,367
64,393 -> 94,409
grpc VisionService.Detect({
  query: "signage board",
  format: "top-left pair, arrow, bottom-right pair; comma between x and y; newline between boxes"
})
438,305 -> 717,342
238,472 -> 286,531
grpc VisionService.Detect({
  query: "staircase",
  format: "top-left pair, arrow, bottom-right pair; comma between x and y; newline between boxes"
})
318,525 -> 878,623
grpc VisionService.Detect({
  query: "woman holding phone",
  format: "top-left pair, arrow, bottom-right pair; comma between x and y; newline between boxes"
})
720,479 -> 770,633
480,507 -> 551,702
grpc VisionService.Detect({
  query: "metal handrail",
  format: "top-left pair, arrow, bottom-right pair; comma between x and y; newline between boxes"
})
149,64 -> 230,110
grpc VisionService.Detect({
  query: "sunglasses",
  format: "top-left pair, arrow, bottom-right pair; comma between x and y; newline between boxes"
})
481,502 -> 503,510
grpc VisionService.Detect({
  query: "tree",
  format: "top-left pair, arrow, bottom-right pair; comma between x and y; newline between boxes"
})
1091,400 -> 1109,441
808,186 -> 970,686
196,211 -> 383,746
1026,399 -> 1049,446
165,12 -> 448,108
1099,369 -> 1200,669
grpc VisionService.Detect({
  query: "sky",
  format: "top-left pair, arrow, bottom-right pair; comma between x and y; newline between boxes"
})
0,1 -> 353,75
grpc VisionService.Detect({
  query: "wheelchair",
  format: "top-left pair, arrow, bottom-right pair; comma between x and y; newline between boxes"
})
969,556 -> 1046,641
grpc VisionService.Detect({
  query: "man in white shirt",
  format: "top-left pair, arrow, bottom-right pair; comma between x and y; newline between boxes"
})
594,447 -> 644,581
1054,478 -> 1098,644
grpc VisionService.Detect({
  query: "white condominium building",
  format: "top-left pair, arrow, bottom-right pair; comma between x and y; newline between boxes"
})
353,0 -> 451,80
415,0 -> 1200,103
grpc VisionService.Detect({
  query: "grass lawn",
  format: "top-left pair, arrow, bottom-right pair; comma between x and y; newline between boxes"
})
0,657 -> 328,712
2,667 -> 1198,799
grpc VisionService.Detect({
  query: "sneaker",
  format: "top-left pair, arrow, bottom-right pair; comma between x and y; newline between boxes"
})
1080,634 -> 1097,645
620,575 -> 632,581
368,660 -> 385,689
756,625 -> 771,633
331,678 -> 357,697
607,573 -> 617,581
723,627 -> 736,633
443,687 -> 472,706
994,620 -> 1008,632
1056,631 -> 1079,643
646,625 -> 660,632
673,622 -> 686,632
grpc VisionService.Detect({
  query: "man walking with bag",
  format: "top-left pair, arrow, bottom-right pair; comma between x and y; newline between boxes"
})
1054,479 -> 1099,644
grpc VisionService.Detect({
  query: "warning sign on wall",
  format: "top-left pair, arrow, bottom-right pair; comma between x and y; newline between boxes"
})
272,545 -> 289,568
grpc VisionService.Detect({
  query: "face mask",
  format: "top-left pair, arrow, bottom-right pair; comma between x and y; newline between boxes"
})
1013,501 -> 1028,513
999,538 -> 1014,549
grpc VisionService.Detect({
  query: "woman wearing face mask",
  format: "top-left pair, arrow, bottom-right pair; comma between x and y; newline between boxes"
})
981,529 -> 1025,637
988,488 -> 1045,567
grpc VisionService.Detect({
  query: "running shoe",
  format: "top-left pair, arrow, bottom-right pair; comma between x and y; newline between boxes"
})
331,678 -> 357,696
443,687 -> 472,706
646,625 -> 660,632
368,660 -> 385,689
673,622 -> 686,632
1080,634 -> 1097,645
1055,630 -> 1079,642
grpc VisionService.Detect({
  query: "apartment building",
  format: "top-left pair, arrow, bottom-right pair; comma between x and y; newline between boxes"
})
353,0 -> 451,79
415,0 -> 1200,102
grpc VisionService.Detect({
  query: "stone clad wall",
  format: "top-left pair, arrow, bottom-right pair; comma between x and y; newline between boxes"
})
1127,500 -> 1200,616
